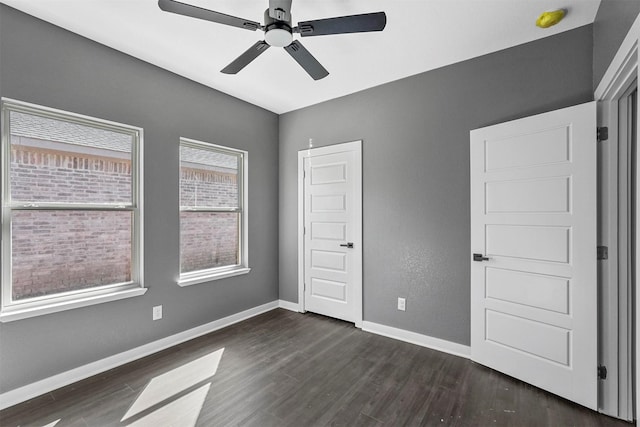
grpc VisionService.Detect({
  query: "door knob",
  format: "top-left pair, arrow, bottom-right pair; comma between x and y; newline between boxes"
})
473,253 -> 490,262
340,242 -> 354,248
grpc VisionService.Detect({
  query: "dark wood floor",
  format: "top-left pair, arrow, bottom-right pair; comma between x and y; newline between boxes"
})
1,309 -> 633,427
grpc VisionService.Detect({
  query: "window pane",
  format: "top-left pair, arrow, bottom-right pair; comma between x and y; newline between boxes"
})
11,210 -> 132,301
10,111 -> 133,204
180,212 -> 239,273
180,145 -> 239,208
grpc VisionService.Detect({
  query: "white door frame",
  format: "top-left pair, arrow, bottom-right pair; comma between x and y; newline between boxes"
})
595,13 -> 640,420
297,140 -> 363,328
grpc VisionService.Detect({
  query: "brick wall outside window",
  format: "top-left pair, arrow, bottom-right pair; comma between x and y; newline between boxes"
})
180,211 -> 238,273
180,165 -> 240,273
10,137 -> 237,300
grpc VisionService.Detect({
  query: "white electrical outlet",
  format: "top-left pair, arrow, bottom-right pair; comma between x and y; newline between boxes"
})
397,297 -> 406,311
153,305 -> 163,320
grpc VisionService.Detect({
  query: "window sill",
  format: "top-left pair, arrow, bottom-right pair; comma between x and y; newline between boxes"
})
0,287 -> 148,323
177,267 -> 251,287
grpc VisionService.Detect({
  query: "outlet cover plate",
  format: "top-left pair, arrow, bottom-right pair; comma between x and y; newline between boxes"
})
153,305 -> 162,320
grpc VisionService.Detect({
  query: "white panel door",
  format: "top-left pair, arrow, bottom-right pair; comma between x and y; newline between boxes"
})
302,142 -> 362,324
470,102 -> 597,409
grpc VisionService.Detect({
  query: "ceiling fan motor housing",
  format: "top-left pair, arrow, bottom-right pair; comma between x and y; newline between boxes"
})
264,9 -> 293,47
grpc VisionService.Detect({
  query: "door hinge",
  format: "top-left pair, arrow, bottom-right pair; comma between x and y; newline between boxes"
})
597,127 -> 609,142
597,246 -> 608,260
598,365 -> 607,380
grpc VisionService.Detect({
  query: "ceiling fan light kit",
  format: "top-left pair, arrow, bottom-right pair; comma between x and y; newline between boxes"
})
264,28 -> 292,47
263,9 -> 293,47
158,0 -> 386,80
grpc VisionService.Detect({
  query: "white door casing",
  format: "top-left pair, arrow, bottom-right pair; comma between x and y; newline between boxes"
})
470,102 -> 598,409
615,84 -> 636,421
595,13 -> 639,419
298,141 -> 362,326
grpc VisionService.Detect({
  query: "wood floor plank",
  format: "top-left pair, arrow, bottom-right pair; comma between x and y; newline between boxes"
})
0,309 -> 633,427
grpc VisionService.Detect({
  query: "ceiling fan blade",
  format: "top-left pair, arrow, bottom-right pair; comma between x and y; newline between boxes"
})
158,0 -> 261,31
296,12 -> 386,37
269,0 -> 292,21
221,41 -> 270,74
284,41 -> 329,80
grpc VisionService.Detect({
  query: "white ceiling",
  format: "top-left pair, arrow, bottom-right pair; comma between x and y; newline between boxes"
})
2,0 -> 601,114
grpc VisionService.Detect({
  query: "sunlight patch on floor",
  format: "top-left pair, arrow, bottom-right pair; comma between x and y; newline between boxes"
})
121,348 -> 224,423
125,383 -> 211,427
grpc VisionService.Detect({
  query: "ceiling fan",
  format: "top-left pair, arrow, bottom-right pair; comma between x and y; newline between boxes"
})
158,0 -> 387,80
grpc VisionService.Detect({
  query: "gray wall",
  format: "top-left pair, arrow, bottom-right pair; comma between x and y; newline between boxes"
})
0,5 -> 279,393
593,0 -> 640,89
279,25 -> 594,346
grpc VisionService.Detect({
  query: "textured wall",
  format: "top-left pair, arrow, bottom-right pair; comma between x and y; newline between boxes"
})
593,0 -> 640,89
279,25 -> 593,346
0,4 -> 279,393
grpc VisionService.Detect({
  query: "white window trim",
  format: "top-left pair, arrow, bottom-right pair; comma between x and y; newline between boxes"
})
0,287 -> 147,322
0,98 -> 145,322
177,138 -> 249,286
177,267 -> 251,287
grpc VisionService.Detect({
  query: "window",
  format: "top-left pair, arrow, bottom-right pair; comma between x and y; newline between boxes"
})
178,138 -> 248,286
1,99 -> 144,321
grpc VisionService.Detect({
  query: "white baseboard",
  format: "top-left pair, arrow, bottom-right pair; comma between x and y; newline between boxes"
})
362,321 -> 471,359
278,299 -> 300,312
1,303 -> 470,411
0,300 -> 279,411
